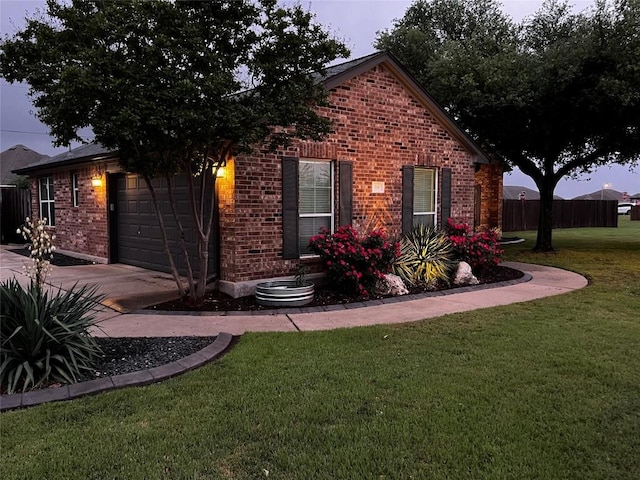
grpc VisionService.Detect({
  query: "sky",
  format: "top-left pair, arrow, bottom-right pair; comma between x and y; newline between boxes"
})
1,0 -> 638,198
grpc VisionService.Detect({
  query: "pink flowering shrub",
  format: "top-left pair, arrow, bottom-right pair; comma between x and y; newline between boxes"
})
445,218 -> 504,273
308,225 -> 400,297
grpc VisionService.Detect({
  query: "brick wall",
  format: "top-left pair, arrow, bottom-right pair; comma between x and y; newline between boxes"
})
222,64 -> 487,283
29,167 -> 109,260
474,163 -> 503,230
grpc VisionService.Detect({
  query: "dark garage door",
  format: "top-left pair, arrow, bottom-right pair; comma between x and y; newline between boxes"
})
114,174 -> 217,278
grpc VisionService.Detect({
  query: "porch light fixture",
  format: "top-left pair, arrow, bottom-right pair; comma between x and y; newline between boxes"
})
91,164 -> 106,187
214,159 -> 227,178
91,175 -> 103,187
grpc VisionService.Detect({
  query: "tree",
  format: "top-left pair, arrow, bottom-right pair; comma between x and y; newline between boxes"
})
1,0 -> 349,300
376,0 -> 640,250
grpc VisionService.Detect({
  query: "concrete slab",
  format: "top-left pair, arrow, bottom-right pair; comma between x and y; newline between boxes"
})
91,313 -> 298,337
1,246 -> 182,311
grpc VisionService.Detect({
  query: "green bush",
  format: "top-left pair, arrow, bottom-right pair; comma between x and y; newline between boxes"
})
393,224 -> 456,288
0,279 -> 104,394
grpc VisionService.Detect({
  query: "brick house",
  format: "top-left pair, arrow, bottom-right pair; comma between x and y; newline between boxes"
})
14,52 -> 503,296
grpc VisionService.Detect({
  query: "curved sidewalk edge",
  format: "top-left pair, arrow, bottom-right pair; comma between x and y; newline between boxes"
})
0,332 -> 235,412
92,262 -> 588,337
0,262 -> 589,411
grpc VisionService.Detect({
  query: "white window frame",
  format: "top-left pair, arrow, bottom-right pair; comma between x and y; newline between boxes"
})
413,167 -> 438,227
299,159 -> 334,256
39,176 -> 55,226
72,172 -> 80,207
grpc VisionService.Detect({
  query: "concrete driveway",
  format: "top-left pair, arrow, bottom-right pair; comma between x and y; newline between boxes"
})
0,245 -> 181,316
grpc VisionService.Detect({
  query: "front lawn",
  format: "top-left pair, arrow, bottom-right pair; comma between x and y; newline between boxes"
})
1,219 -> 639,479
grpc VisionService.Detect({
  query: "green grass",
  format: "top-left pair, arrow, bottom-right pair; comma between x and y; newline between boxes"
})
2,219 -> 639,479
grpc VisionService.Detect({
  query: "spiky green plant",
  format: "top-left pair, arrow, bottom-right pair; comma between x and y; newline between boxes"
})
0,279 -> 104,394
393,224 -> 456,288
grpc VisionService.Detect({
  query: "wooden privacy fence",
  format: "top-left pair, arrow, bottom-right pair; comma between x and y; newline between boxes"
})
502,199 -> 618,232
1,187 -> 31,243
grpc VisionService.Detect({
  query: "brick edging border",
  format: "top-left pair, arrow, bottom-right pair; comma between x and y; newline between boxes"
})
0,332 -> 234,412
134,272 -> 534,317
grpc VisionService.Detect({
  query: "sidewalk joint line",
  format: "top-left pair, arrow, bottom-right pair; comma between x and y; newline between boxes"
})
286,314 -> 301,332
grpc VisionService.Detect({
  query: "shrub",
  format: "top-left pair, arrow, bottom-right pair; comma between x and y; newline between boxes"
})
0,279 -> 104,394
445,218 -> 504,273
308,225 -> 400,297
393,224 -> 456,288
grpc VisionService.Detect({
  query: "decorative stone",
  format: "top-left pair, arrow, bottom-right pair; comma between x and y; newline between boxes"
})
377,273 -> 409,296
453,262 -> 479,286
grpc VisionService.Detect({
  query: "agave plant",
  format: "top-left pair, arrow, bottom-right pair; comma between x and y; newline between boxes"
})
393,224 -> 456,288
0,279 -> 104,394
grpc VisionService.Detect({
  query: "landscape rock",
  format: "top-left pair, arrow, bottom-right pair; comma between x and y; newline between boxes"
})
453,262 -> 479,286
377,273 -> 409,296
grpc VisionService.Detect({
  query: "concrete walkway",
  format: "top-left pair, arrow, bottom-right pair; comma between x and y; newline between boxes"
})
0,247 -> 590,410
0,245 -> 588,338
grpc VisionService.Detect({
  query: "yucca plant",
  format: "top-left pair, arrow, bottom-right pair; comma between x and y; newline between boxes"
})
0,279 -> 104,394
393,224 -> 456,288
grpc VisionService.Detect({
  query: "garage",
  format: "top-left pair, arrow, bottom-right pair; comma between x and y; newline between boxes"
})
110,173 -> 217,278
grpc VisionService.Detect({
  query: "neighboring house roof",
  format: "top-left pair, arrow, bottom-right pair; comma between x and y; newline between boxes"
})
319,51 -> 490,164
630,192 -> 640,200
572,189 -> 625,201
503,185 -> 564,200
12,52 -> 490,175
12,143 -> 116,176
1,144 -> 50,185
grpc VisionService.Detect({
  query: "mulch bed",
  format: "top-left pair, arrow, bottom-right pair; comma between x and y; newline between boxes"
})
148,265 -> 524,312
9,248 -> 96,266
81,336 -> 218,380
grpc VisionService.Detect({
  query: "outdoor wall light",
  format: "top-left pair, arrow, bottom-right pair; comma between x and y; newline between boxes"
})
91,163 -> 106,187
214,158 -> 227,178
91,175 -> 103,187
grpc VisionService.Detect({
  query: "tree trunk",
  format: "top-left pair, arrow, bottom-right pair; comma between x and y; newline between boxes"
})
165,174 -> 196,296
534,177 -> 557,251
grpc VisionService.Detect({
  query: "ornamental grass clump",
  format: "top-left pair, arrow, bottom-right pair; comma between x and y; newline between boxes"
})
308,225 -> 400,297
445,218 -> 504,273
393,224 -> 456,288
1,217 -> 104,394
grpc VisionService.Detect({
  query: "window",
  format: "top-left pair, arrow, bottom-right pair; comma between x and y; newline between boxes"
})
39,176 -> 55,226
72,172 -> 80,207
299,160 -> 333,255
413,167 -> 437,227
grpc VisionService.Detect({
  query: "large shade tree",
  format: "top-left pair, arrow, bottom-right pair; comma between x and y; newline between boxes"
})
376,0 -> 640,250
1,0 -> 349,301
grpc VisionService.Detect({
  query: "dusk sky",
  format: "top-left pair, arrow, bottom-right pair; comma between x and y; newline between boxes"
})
1,0 -> 638,198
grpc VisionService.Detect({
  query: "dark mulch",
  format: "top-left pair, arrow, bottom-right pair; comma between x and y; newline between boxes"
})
9,248 -> 95,266
148,265 -> 524,312
1,336 -> 219,394
81,336 -> 218,380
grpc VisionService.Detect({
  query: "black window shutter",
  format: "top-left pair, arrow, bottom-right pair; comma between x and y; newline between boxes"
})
339,161 -> 353,226
440,167 -> 452,229
402,165 -> 414,234
282,157 -> 299,259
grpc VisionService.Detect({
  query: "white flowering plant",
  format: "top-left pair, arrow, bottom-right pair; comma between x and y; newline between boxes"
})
16,217 -> 56,288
